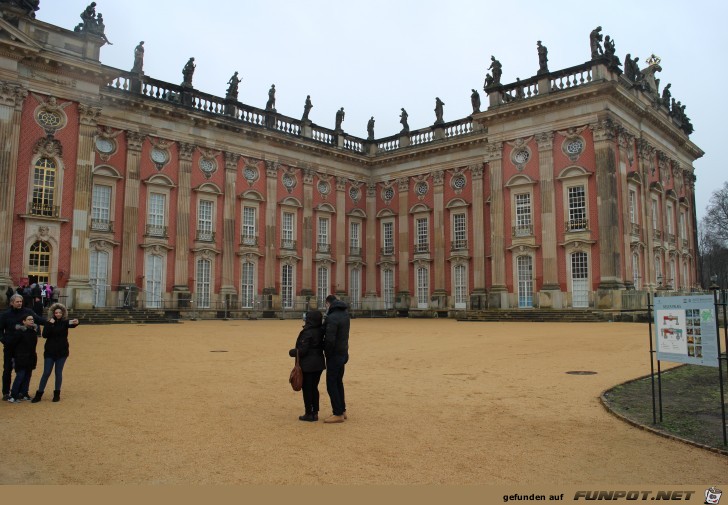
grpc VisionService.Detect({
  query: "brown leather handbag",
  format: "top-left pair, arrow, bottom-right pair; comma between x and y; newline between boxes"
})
289,349 -> 303,392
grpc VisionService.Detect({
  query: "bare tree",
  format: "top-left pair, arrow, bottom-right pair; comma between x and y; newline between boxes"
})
703,181 -> 728,246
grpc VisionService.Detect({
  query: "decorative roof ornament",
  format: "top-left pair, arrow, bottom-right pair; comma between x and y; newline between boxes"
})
646,54 -> 661,66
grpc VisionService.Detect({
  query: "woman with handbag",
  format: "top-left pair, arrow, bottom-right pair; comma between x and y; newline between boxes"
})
288,310 -> 325,422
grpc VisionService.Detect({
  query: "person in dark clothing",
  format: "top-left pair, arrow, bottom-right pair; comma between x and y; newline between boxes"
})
31,283 -> 43,315
32,303 -> 79,403
5,286 -> 13,307
7,314 -> 39,402
322,294 -> 350,423
1,294 -> 48,400
288,310 -> 326,421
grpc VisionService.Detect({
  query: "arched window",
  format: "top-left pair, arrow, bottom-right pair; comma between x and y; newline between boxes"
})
316,265 -> 329,309
453,264 -> 468,309
632,252 -> 641,290
571,252 -> 589,308
28,241 -> 51,284
382,268 -> 394,309
241,261 -> 256,308
195,258 -> 211,308
31,158 -> 57,216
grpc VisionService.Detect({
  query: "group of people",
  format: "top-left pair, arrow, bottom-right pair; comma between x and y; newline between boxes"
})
0,295 -> 79,404
289,294 -> 350,423
6,283 -> 59,312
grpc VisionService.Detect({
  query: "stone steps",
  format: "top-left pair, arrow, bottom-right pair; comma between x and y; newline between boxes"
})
66,308 -> 180,325
457,309 -> 606,323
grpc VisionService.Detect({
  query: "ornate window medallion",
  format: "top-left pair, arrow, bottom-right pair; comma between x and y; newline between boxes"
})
282,173 -> 297,192
317,180 -> 330,196
512,148 -> 531,170
349,186 -> 360,202
150,147 -> 169,170
199,157 -> 217,178
382,187 -> 395,202
451,174 -> 466,192
563,136 -> 585,162
243,165 -> 259,185
38,110 -> 62,129
415,181 -> 428,198
95,137 -> 116,160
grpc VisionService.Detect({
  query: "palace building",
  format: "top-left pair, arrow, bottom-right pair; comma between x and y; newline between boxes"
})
0,2 -> 703,314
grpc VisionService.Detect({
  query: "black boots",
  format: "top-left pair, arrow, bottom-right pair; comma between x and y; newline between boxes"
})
298,410 -> 318,422
52,390 -> 60,402
31,390 -> 43,403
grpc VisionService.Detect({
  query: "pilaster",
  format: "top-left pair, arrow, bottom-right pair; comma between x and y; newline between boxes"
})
0,82 -> 27,289
173,142 -> 195,305
470,163 -> 487,309
335,176 -> 347,295
120,131 -> 144,295
263,161 -> 278,299
485,142 -> 507,308
301,167 -> 314,294
536,131 -> 560,293
220,152 -> 239,298
364,182 -> 378,302
66,103 -> 101,309
396,177 -> 410,306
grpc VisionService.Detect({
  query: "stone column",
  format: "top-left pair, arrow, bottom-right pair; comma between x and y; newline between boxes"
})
618,131 -> 634,289
66,104 -> 101,309
220,152 -> 239,303
263,161 -> 278,308
119,131 -> 144,306
301,168 -> 314,301
363,182 -> 378,308
431,170 -> 447,309
470,164 -> 487,310
486,142 -> 507,308
396,177 -> 411,308
591,118 -> 625,308
172,142 -> 195,307
638,140 -> 656,289
335,176 -> 347,296
0,83 -> 27,292
536,131 -> 562,308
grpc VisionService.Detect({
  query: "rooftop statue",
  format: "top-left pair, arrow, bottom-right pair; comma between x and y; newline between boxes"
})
302,95 -> 312,121
265,84 -> 276,111
226,71 -> 241,100
434,97 -> 445,124
80,2 -> 96,31
367,116 -> 375,140
639,55 -> 662,98
537,40 -> 549,74
589,26 -> 603,59
488,56 -> 502,85
335,107 -> 345,131
182,57 -> 195,87
471,89 -> 481,114
400,108 -> 409,134
623,54 -> 640,82
1,0 -> 40,17
603,35 -> 620,70
73,2 -> 111,44
661,83 -> 671,109
131,41 -> 144,73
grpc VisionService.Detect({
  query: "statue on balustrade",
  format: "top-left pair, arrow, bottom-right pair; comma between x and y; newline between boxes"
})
484,73 -> 494,89
226,71 -> 241,100
400,108 -> 409,134
515,78 -> 525,100
434,97 -> 445,125
537,40 -> 549,74
590,26 -> 603,59
302,95 -> 312,121
367,116 -> 375,140
265,84 -> 276,111
94,14 -> 112,45
661,83 -> 671,110
131,41 -> 144,73
80,2 -> 96,31
182,57 -> 195,87
335,107 -> 345,131
603,35 -> 620,70
623,54 -> 640,82
471,89 -> 481,113
488,56 -> 502,85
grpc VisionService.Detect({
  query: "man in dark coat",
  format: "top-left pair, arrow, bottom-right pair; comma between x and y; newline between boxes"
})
0,294 -> 47,400
322,294 -> 350,423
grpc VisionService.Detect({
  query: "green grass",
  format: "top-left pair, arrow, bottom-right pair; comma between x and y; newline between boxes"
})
602,364 -> 728,451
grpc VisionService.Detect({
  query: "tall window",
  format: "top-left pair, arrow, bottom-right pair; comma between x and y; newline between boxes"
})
453,213 -> 467,249
317,265 -> 329,308
679,211 -> 686,241
383,268 -> 394,309
416,217 -> 428,253
349,221 -> 361,256
281,264 -> 294,309
28,241 -> 50,284
147,192 -> 166,236
632,253 -> 641,290
349,268 -> 361,309
515,193 -> 532,236
651,197 -> 659,229
655,254 -> 662,286
241,261 -> 255,308
454,264 -> 467,308
242,206 -> 257,245
567,186 -> 586,230
382,221 -> 394,255
416,266 -> 429,308
31,158 -> 57,216
666,203 -> 674,234
145,253 -> 164,308
628,189 -> 637,224
91,184 -> 112,231
282,211 -> 295,249
90,249 -> 109,307
197,200 -> 214,241
682,262 -> 689,289
571,252 -> 589,308
669,258 -> 676,289
517,255 -> 533,308
318,217 -> 329,251
195,258 -> 211,308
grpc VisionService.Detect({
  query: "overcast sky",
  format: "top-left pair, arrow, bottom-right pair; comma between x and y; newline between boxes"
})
36,1 -> 727,219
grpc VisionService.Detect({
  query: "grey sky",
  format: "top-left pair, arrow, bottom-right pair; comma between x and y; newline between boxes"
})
36,1 -> 726,219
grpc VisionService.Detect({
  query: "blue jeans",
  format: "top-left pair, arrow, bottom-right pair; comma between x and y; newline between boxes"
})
325,354 -> 348,416
38,356 -> 67,392
10,367 -> 31,398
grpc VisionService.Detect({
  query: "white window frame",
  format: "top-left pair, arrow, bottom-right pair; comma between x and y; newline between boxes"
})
195,257 -> 212,308
453,263 -> 467,309
415,217 -> 429,253
281,263 -> 294,309
282,211 -> 295,249
349,220 -> 361,255
632,252 -> 641,290
91,184 -> 112,224
317,265 -> 329,308
318,217 -> 329,250
197,199 -> 214,241
242,205 -> 257,245
416,266 -> 429,309
452,212 -> 467,248
567,185 -> 587,230
382,220 -> 394,255
241,261 -> 256,308
349,267 -> 361,309
628,189 -> 637,224
382,268 -> 394,309
514,193 -> 532,235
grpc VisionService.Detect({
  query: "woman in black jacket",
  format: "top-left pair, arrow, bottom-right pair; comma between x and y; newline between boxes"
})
32,303 -> 79,403
8,314 -> 38,402
289,310 -> 325,421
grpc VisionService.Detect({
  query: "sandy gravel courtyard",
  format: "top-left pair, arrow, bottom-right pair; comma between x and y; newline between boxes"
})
0,318 -> 726,485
